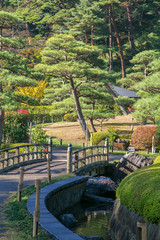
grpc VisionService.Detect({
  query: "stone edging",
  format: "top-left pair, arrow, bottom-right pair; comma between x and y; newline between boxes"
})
27,176 -> 88,240
109,199 -> 160,240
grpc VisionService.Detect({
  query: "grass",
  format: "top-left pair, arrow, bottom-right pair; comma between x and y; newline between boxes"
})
42,114 -> 139,145
116,156 -> 160,224
1,174 -> 75,240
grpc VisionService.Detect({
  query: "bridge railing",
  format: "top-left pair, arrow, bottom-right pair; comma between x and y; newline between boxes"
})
67,139 -> 109,173
0,142 -> 52,172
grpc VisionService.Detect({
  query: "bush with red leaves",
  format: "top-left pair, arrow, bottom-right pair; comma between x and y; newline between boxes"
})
114,142 -> 129,151
131,125 -> 160,150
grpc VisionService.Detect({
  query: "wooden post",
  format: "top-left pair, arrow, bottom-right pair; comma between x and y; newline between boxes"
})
26,145 -> 29,161
34,145 -> 38,160
48,137 -> 53,161
16,147 -> 20,164
90,134 -> 93,146
105,138 -> 109,162
33,180 -> 41,238
67,144 -> 72,173
17,167 -> 24,202
82,148 -> 86,165
152,136 -> 155,154
137,220 -> 147,240
75,152 -> 78,170
46,153 -> 51,183
60,139 -> 62,146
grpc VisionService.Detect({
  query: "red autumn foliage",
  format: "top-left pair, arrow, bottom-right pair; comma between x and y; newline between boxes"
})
131,125 -> 160,150
113,142 -> 129,151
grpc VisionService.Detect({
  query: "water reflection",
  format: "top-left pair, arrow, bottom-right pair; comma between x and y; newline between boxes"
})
58,201 -> 113,240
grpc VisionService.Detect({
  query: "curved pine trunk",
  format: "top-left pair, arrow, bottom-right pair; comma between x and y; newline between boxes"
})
90,118 -> 97,132
69,77 -> 90,140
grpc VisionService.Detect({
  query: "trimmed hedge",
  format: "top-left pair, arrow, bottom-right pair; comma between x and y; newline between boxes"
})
131,125 -> 160,150
116,156 -> 160,224
91,127 -> 119,146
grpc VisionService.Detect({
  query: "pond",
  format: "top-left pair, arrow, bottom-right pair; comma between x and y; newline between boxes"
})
58,201 -> 113,240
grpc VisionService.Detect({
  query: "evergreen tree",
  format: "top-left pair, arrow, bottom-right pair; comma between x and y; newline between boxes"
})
0,11 -> 39,145
36,34 -> 108,140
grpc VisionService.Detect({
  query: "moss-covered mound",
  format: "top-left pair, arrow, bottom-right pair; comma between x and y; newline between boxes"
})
116,156 -> 160,225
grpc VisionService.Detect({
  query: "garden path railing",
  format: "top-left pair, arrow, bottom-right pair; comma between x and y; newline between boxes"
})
0,142 -> 52,172
67,139 -> 109,173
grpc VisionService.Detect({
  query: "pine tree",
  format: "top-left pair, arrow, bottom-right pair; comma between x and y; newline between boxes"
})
0,11 -> 39,145
36,34 -> 108,140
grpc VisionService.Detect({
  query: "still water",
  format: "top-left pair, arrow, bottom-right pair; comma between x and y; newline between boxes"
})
58,201 -> 113,240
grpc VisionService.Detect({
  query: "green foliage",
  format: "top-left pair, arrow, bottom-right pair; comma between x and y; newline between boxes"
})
107,127 -> 119,146
91,131 -> 108,145
91,127 -> 119,146
31,126 -> 47,144
4,109 -> 30,143
113,103 -> 122,116
131,125 -> 160,150
64,113 -> 77,122
116,157 -> 160,224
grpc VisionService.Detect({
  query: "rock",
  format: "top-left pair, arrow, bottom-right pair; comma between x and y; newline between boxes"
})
80,235 -> 104,240
59,214 -> 77,228
85,177 -> 115,197
114,152 -> 153,181
83,193 -> 114,204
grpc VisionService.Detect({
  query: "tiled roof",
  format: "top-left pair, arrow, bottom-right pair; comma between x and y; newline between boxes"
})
111,85 -> 140,98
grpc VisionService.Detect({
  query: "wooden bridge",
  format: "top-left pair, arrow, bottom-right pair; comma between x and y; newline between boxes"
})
0,138 -> 110,175
0,143 -> 52,173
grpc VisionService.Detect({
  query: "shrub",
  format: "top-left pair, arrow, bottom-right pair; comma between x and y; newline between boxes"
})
91,127 -> 119,146
64,113 -> 77,122
114,142 -> 129,151
4,109 -> 30,143
31,126 -> 47,144
131,125 -> 160,150
91,131 -> 108,145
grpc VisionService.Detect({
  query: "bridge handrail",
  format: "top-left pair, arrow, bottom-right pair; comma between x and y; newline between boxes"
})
0,141 -> 53,172
0,143 -> 49,154
67,139 -> 109,173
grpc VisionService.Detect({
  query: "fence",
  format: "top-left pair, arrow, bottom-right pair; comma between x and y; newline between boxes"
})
0,141 -> 52,172
67,138 -> 109,173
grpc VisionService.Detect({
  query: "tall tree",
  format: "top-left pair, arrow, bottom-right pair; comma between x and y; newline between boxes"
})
36,34 -> 108,140
0,11 -> 38,145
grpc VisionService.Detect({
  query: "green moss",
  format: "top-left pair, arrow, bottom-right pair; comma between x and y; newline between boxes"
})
116,156 -> 160,224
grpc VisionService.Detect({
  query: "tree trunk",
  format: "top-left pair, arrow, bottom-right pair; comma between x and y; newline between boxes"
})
109,5 -> 126,78
126,2 -> 136,55
25,22 -> 31,45
69,77 -> 90,140
91,24 -> 94,46
90,118 -> 97,132
104,83 -> 128,115
108,6 -> 113,72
